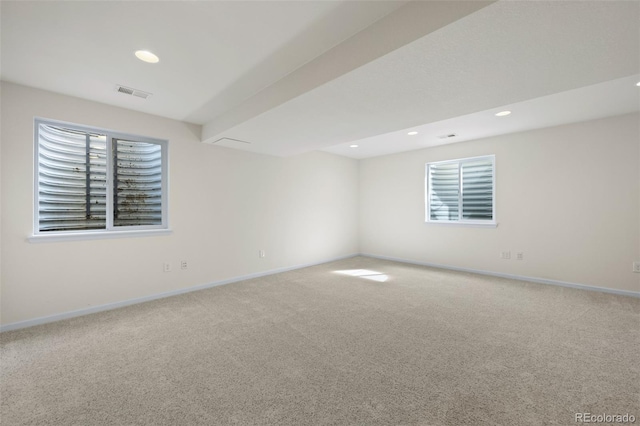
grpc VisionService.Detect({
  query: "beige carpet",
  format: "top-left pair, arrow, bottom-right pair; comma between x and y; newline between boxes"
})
1,256 -> 638,425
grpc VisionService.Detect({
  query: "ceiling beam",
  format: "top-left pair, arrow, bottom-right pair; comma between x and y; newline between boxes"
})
201,0 -> 496,144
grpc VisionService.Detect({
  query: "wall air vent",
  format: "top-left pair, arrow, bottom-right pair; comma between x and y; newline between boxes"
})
437,133 -> 457,140
115,85 -> 151,99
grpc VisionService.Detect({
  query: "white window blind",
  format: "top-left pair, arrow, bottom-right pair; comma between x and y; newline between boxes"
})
35,119 -> 168,235
426,155 -> 495,225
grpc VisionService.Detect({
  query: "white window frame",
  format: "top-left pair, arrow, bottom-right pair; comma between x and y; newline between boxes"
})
31,118 -> 170,242
425,155 -> 496,227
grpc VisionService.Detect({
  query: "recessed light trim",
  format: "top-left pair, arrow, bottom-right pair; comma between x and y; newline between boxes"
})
349,144 -> 359,148
135,50 -> 159,64
407,131 -> 418,136
495,110 -> 511,117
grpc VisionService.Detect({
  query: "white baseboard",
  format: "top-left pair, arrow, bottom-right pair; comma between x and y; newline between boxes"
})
361,253 -> 640,298
0,253 -> 358,333
4,252 -> 636,332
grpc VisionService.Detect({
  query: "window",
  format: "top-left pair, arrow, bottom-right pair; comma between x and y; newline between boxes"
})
34,118 -> 168,237
426,155 -> 495,225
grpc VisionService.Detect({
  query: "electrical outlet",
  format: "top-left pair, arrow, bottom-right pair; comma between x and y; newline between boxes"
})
181,261 -> 188,270
259,250 -> 266,258
633,261 -> 640,273
516,252 -> 524,261
500,251 -> 511,260
163,263 -> 171,272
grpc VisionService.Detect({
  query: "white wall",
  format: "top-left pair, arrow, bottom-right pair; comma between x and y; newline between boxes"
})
359,113 -> 640,293
0,82 -> 359,326
1,82 -> 638,329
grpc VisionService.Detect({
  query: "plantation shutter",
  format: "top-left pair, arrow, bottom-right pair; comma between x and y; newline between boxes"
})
37,124 -> 107,231
429,162 -> 459,221
461,158 -> 493,220
113,139 -> 163,227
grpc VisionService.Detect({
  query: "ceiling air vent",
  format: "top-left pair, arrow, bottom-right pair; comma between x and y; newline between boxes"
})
437,133 -> 457,140
115,85 -> 151,99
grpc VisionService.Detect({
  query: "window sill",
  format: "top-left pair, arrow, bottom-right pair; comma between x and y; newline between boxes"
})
424,221 -> 498,228
28,228 -> 172,243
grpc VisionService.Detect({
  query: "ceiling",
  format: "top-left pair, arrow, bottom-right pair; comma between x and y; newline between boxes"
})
0,1 -> 407,123
2,1 -> 639,159
324,74 -> 640,159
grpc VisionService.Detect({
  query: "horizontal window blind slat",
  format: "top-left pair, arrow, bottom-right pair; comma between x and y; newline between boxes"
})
429,162 -> 460,221
428,156 -> 494,223
461,159 -> 493,221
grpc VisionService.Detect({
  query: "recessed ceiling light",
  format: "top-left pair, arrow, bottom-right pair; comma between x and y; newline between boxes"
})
350,144 -> 358,148
636,81 -> 640,87
407,131 -> 418,136
495,110 -> 511,117
135,50 -> 159,64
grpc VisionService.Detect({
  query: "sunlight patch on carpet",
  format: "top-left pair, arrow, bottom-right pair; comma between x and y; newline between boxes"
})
334,269 -> 389,282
